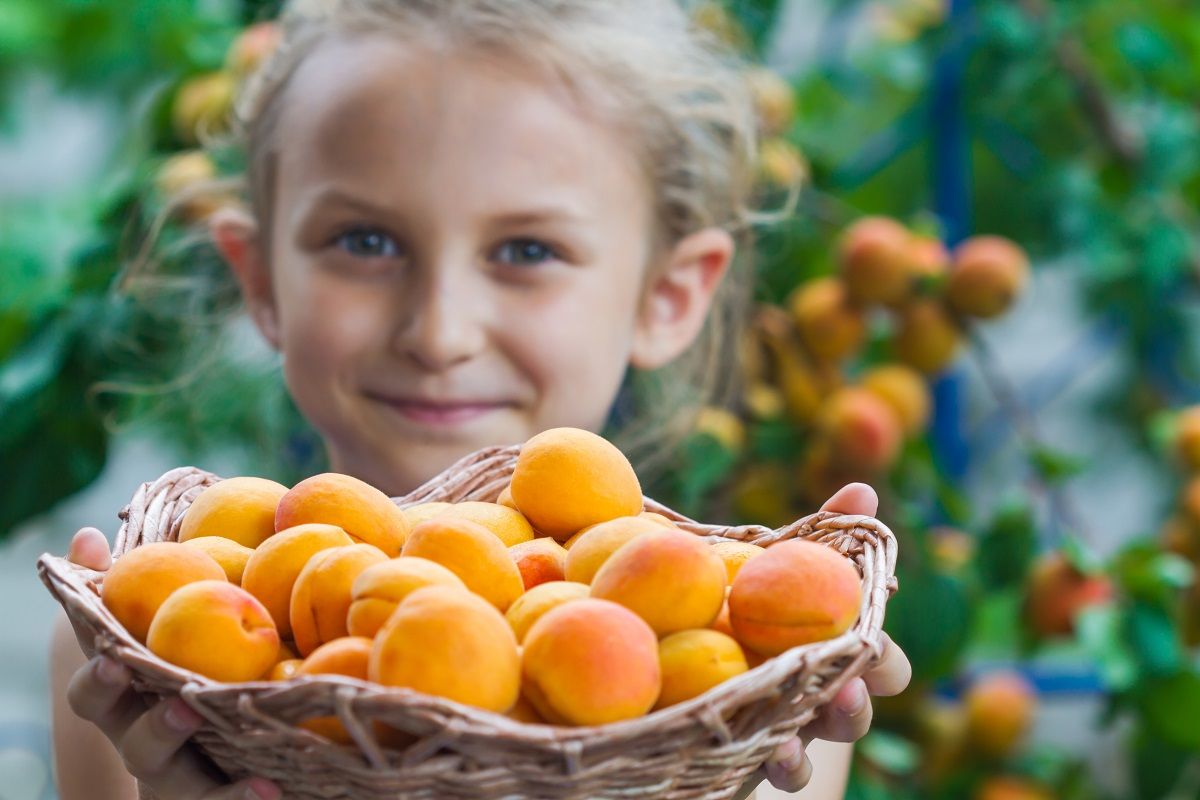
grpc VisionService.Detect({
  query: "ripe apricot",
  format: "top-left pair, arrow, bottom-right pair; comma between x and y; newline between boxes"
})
590,529 -> 726,636
746,68 -> 794,136
290,544 -> 388,656
172,71 -> 235,144
838,216 -> 914,306
522,599 -> 660,726
975,777 -> 1052,800
639,512 -> 677,528
242,523 -> 353,638
709,541 -> 765,584
346,557 -> 466,638
655,629 -> 748,709
964,671 -> 1035,758
947,235 -> 1029,319
818,387 -> 903,472
181,536 -> 253,584
1023,552 -> 1112,637
102,542 -> 226,643
296,636 -> 373,742
1175,406 -> 1200,472
893,299 -> 961,374
269,659 -> 303,681
861,364 -> 931,437
509,538 -> 568,590
496,485 -> 518,510
226,21 -> 280,77
147,580 -> 278,682
505,581 -> 590,644
439,502 -> 535,546
276,473 -> 409,556
564,516 -> 662,585
370,586 -> 520,713
401,517 -> 524,611
179,476 -> 288,549
510,428 -> 643,541
729,539 -> 861,656
403,502 -> 452,527
788,277 -> 866,362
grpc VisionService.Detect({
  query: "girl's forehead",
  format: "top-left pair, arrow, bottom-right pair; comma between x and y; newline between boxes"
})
271,34 -> 649,215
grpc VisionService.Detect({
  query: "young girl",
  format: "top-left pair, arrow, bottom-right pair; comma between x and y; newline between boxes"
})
50,1 -> 910,798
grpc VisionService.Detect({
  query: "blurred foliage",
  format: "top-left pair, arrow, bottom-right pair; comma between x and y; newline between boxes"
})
3,0 -> 1200,796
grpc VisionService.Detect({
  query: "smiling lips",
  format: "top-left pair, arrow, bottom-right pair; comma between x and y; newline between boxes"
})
369,393 -> 510,424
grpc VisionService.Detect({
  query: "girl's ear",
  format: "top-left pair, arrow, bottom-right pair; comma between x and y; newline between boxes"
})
630,227 -> 734,370
209,207 -> 281,350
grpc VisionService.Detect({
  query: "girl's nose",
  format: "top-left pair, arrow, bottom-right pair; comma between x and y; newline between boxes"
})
392,267 -> 487,371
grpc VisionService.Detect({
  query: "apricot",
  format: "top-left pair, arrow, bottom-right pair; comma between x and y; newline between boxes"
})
509,538 -> 568,590
522,599 -> 660,725
975,777 -> 1052,800
947,235 -> 1029,319
729,539 -> 861,656
401,517 -> 524,611
290,544 -> 388,656
861,364 -> 931,437
1023,552 -> 1112,637
838,216 -> 914,306
181,536 -> 253,584
101,542 -> 226,643
655,629 -> 748,709
1183,476 -> 1200,523
564,516 -> 663,585
590,529 -> 726,636
893,299 -> 961,374
403,502 -> 452,527
710,597 -> 734,637
147,580 -> 278,682
241,523 -> 353,638
439,501 -> 535,546
296,636 -> 373,742
746,68 -> 794,136
908,234 -> 950,281
709,541 -> 765,584
346,557 -> 466,638
505,581 -> 590,643
510,428 -> 643,541
178,476 -> 288,548
788,277 -> 866,362
154,151 -> 233,222
226,21 -> 280,77
759,139 -> 808,190
817,387 -> 903,472
639,512 -> 678,528
507,694 -> 546,724
693,407 -> 746,453
1161,515 -> 1200,562
369,586 -> 520,713
496,485 -> 518,510
964,670 -> 1035,758
269,659 -> 303,681
172,71 -> 235,144
276,473 -> 409,556
1175,406 -> 1200,472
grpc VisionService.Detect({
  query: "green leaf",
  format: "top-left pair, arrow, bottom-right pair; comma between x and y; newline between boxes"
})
1132,726 -> 1192,800
1060,535 -> 1105,575
976,501 -> 1037,591
1137,669 -> 1200,751
1075,605 -> 1138,691
1114,540 -> 1195,609
884,568 -> 972,682
1124,602 -> 1183,678
1029,444 -> 1086,485
857,731 -> 920,776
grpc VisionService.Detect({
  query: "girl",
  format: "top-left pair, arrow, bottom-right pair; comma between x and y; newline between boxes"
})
50,1 -> 911,798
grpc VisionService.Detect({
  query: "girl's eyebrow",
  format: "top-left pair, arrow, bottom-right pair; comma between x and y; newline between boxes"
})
488,206 -> 590,227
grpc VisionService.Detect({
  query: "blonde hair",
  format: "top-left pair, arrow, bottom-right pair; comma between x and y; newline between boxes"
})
131,0 -> 769,474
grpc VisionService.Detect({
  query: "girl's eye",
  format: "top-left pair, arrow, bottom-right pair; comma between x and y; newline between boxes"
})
335,228 -> 401,259
493,238 -> 559,266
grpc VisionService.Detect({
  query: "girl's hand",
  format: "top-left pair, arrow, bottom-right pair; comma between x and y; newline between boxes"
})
736,484 -> 912,798
61,528 -> 281,800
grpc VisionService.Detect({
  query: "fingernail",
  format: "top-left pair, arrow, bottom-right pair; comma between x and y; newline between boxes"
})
780,743 -> 805,772
246,777 -> 281,800
838,680 -> 869,716
95,657 -> 128,686
163,699 -> 203,732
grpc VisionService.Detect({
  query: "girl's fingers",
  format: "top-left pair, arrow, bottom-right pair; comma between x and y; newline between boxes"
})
863,634 -> 912,697
203,778 -> 282,800
116,697 -> 218,791
66,657 -> 143,737
68,527 -> 112,571
819,483 -> 879,517
763,736 -> 812,793
798,677 -> 874,744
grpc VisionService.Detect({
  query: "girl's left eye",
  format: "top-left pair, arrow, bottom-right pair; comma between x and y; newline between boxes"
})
335,228 -> 402,258
493,238 -> 559,266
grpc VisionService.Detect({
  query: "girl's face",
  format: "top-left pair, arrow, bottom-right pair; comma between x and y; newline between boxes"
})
217,35 -> 732,495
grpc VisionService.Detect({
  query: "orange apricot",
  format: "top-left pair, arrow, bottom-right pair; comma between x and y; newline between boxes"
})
178,476 -> 288,548
509,538 -> 568,590
181,536 -> 253,584
276,473 -> 409,556
400,517 -> 524,611
147,580 -> 278,682
564,516 -> 663,585
101,542 -> 226,643
709,541 -> 766,584
964,671 -> 1035,758
290,544 -> 388,656
947,235 -> 1029,319
590,529 -> 727,636
296,636 -> 374,742
729,539 -> 861,656
439,501 -> 535,546
403,502 -> 453,527
838,216 -> 914,306
241,523 -> 353,639
505,581 -> 590,644
370,586 -> 520,713
655,629 -> 748,709
346,557 -> 466,638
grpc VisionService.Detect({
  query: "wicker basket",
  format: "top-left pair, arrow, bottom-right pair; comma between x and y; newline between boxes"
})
38,444 -> 898,800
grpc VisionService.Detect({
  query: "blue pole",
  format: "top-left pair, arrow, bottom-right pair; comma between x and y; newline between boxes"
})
930,0 -> 973,485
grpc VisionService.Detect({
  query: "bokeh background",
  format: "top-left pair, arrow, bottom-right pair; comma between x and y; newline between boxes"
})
3,1 -> 1200,798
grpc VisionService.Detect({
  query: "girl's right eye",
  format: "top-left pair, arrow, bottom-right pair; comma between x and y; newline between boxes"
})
334,227 -> 402,259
